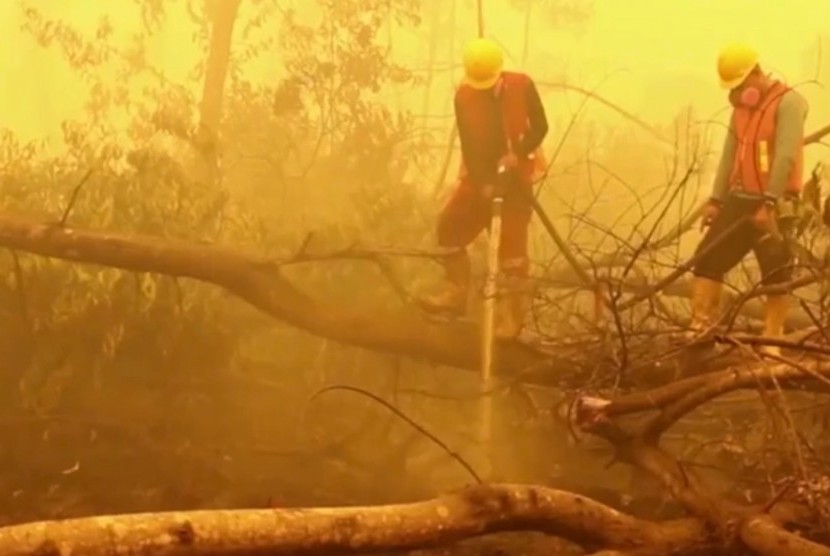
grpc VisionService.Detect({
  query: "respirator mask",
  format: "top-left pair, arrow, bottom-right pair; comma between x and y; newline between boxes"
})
729,85 -> 762,109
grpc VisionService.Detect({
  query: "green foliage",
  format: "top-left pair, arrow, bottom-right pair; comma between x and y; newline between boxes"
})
222,0 -> 431,249
0,110 -> 248,413
1,0 -> 432,411
274,0 -> 420,178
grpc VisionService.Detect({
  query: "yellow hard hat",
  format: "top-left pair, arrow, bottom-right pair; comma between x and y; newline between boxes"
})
462,38 -> 503,90
716,43 -> 759,90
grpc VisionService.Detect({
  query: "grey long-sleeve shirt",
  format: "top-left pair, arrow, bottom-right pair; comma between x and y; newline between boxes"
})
711,89 -> 808,201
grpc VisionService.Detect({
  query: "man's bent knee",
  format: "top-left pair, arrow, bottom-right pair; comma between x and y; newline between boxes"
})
437,210 -> 483,249
437,228 -> 470,250
759,257 -> 793,286
756,238 -> 794,286
760,269 -> 792,286
499,213 -> 531,261
692,268 -> 725,283
500,256 -> 529,276
498,238 -> 529,262
692,253 -> 729,283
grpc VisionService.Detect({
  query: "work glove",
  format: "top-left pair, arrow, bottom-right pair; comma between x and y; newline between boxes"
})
498,152 -> 519,171
700,199 -> 721,231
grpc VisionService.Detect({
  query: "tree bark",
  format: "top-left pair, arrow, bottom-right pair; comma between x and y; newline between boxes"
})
740,515 -> 830,556
0,484 -> 711,555
0,213 -> 552,379
193,0 -> 242,183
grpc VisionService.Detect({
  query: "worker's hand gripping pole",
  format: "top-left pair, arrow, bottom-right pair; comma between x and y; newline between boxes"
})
478,165 -> 506,456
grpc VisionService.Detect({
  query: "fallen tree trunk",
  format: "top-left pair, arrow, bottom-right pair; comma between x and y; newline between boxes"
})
0,212 -> 805,391
0,213 -> 553,379
0,484 -> 711,555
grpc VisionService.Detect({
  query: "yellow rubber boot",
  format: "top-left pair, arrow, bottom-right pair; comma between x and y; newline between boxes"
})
421,250 -> 471,316
688,276 -> 723,338
494,291 -> 531,339
760,294 -> 788,357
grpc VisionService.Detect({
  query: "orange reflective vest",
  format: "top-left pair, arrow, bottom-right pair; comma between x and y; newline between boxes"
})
729,81 -> 803,196
454,71 -> 547,184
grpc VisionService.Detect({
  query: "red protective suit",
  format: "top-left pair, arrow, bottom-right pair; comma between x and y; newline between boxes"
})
437,71 -> 548,268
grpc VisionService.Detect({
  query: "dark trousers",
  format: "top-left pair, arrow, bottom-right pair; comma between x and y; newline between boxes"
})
692,195 -> 793,286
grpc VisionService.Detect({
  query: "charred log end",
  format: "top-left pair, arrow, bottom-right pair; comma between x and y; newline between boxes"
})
169,520 -> 196,546
32,539 -> 61,556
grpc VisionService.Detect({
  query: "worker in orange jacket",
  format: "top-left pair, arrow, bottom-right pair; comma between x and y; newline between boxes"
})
421,38 -> 549,339
690,44 -> 808,355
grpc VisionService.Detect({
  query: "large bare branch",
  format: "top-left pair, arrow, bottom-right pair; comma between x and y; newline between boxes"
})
573,352 -> 830,555
0,484 -> 710,555
588,357 -> 830,421
584,417 -> 830,556
0,212 -> 555,379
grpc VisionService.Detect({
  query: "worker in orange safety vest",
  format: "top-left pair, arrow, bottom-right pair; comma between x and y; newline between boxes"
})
420,38 -> 549,339
690,43 -> 808,356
